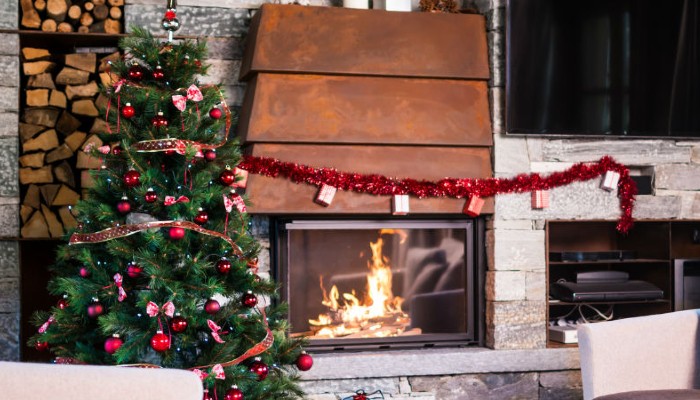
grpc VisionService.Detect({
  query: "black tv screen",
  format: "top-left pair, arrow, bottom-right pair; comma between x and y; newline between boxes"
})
506,0 -> 700,138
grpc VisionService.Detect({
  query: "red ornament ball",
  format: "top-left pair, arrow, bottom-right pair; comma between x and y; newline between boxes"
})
169,227 -> 186,240
150,331 -> 170,352
117,197 -> 131,214
295,352 -> 313,371
126,262 -> 143,278
204,150 -> 216,162
170,315 -> 188,333
123,170 -> 141,188
57,298 -> 68,309
87,301 -> 104,318
35,341 -> 49,352
79,267 -> 91,278
249,359 -> 269,381
224,386 -> 244,400
194,59 -> 202,68
194,209 -> 209,225
204,299 -> 220,315
152,113 -> 168,128
121,103 -> 135,119
216,258 -> 231,274
112,146 -> 123,156
128,64 -> 144,81
104,335 -> 123,354
219,169 -> 236,186
164,9 -> 176,21
209,107 -> 222,119
242,292 -> 257,308
152,66 -> 165,81
144,188 -> 158,203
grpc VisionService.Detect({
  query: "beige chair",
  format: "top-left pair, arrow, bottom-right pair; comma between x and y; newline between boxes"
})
0,361 -> 203,399
577,310 -> 700,400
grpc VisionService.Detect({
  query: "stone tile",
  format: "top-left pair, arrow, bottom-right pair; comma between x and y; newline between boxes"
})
0,138 -> 18,197
198,60 -> 242,86
0,313 -> 19,361
539,387 -> 584,400
398,376 -> 411,393
0,112 -> 18,137
526,137 -> 545,162
0,1 -> 17,30
125,5 -> 250,38
206,37 -> 244,60
525,270 -> 546,301
489,86 -> 504,134
489,219 -> 533,230
488,40 -> 505,88
0,56 -> 19,87
300,378 -> 399,395
255,237 -> 270,274
0,86 -> 18,111
632,195 -> 681,219
0,278 -> 18,313
494,179 -> 621,222
530,162 -> 575,173
488,228 -> 545,271
221,84 -> 246,107
487,300 -> 546,326
0,203 -> 19,238
0,34 -> 18,56
305,395 -> 338,400
542,140 -> 691,164
488,321 -> 547,350
411,373 -> 539,400
486,271 -> 526,301
656,164 -> 700,190
654,190 -> 700,219
692,147 -> 700,164
487,301 -> 547,349
494,134 -> 530,175
0,241 -> 19,277
486,6 -> 505,32
539,370 -> 582,388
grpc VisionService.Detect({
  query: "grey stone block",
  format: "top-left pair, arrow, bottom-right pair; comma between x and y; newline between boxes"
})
542,140 -> 691,164
489,87 -> 504,135
206,37 -> 244,60
411,373 -> 539,400
539,370 -> 582,388
487,301 -> 547,349
494,133 -> 530,174
525,270 -> 546,301
0,112 -> 18,137
656,164 -> 700,190
0,241 -> 19,278
0,34 -> 18,56
126,5 -> 250,38
632,195 -> 681,219
300,377 -> 399,395
692,146 -> 700,164
488,228 -> 545,271
486,270 -> 527,301
486,6 -> 505,32
0,87 -> 18,111
488,321 -> 547,350
0,138 -> 18,197
539,387 -> 584,400
220,84 -> 246,107
0,56 -> 18,88
0,201 -> 19,238
526,137 -> 545,162
0,278 -> 18,313
0,1 -> 17,30
0,313 -> 19,361
199,60 -> 242,85
489,44 -> 505,88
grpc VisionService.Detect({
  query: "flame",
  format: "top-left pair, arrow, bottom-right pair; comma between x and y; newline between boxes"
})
309,230 -> 410,338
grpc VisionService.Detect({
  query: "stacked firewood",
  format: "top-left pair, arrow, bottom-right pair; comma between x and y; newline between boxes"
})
20,46 -> 120,238
20,0 -> 124,34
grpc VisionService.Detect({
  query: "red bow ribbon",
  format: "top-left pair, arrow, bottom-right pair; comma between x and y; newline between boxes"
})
114,273 -> 127,302
97,145 -> 111,154
38,315 -> 56,334
174,141 -> 204,158
113,78 -> 126,94
164,195 -> 190,206
192,369 -> 207,381
172,84 -> 204,111
223,193 -> 246,213
146,301 -> 175,318
207,319 -> 226,344
211,364 -> 225,380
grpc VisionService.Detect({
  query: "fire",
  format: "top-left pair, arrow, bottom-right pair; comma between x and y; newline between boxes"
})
308,230 -> 413,339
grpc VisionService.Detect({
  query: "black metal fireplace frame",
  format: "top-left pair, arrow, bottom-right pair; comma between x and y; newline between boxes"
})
272,216 -> 485,352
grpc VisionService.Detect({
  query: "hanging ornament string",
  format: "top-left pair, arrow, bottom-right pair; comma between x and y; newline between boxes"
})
237,155 -> 638,233
105,78 -> 127,135
68,220 -> 243,257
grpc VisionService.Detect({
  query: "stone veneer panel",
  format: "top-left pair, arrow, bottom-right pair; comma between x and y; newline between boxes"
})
656,164 -> 700,190
632,195 -> 682,219
655,190 -> 700,219
198,60 -> 242,85
0,197 -> 19,238
0,113 -> 18,137
0,34 -> 19,56
486,270 -> 527,301
410,373 -> 539,400
487,301 -> 547,349
0,138 -> 18,197
0,278 -> 19,313
0,242 -> 19,277
0,56 -> 19,87
125,5 -> 250,37
0,313 -> 19,361
489,86 -> 505,135
0,87 -> 18,112
487,227 -> 545,271
493,133 -> 530,174
0,1 -> 17,30
542,140 -> 691,164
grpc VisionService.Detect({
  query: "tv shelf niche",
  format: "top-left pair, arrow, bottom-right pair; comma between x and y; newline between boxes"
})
545,220 -> 700,348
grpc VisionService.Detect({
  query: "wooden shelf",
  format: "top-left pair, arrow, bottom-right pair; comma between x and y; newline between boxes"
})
548,259 -> 669,265
549,299 -> 671,306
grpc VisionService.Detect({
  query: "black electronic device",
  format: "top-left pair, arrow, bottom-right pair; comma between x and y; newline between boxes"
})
674,259 -> 700,311
549,250 -> 636,262
550,271 -> 664,302
507,0 -> 700,138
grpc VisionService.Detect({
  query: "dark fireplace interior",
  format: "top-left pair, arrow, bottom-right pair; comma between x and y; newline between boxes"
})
273,219 -> 485,351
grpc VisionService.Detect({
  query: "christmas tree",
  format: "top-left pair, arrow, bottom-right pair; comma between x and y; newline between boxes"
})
28,7 -> 312,400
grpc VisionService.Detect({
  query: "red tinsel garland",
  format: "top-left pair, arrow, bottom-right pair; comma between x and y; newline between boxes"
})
238,155 -> 638,233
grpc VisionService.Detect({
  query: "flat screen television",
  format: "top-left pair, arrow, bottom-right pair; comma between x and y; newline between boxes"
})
506,0 -> 699,138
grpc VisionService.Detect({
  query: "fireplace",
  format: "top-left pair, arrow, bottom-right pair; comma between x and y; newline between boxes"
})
273,218 -> 485,351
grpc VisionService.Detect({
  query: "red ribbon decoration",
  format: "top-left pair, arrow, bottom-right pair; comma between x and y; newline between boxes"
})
114,273 -> 127,302
38,315 -> 56,334
192,369 -> 207,381
164,195 -> 190,206
105,78 -> 126,135
207,320 -> 226,344
238,155 -> 638,233
211,364 -> 225,380
146,301 -> 175,318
